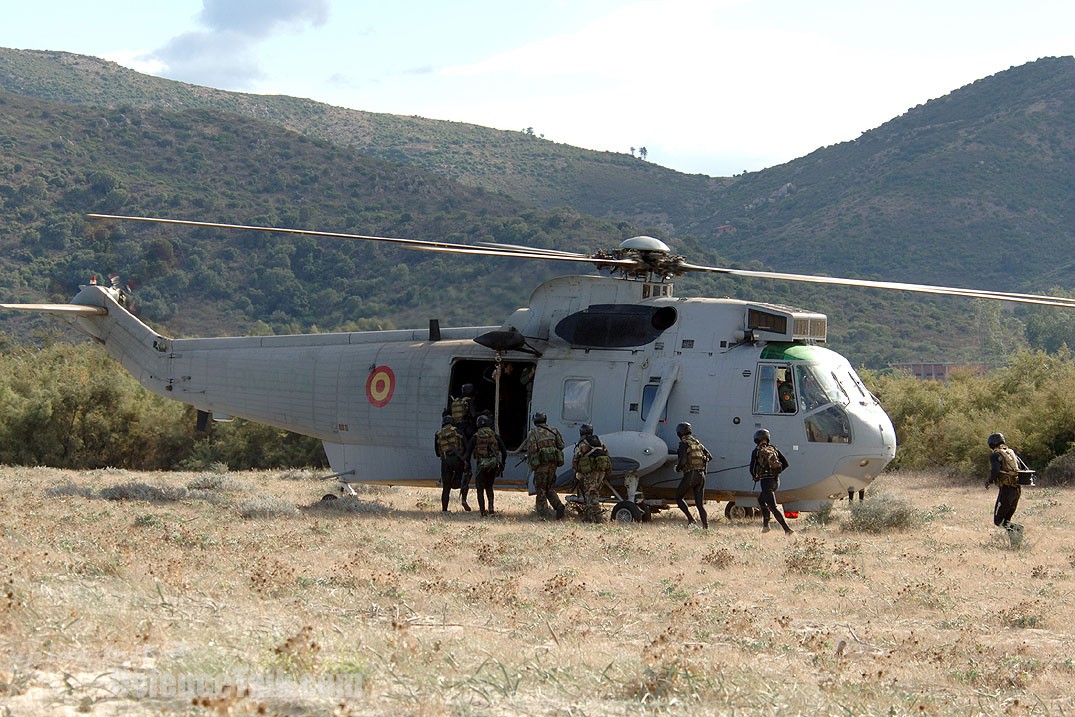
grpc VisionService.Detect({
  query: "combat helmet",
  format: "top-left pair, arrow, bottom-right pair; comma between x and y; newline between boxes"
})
441,414 -> 453,426
476,414 -> 491,428
579,424 -> 594,436
461,383 -> 475,397
753,428 -> 771,445
987,432 -> 1006,449
676,422 -> 692,437
533,411 -> 547,425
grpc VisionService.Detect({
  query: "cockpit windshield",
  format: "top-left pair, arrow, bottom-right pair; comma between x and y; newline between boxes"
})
754,345 -> 875,444
794,364 -> 847,411
796,363 -> 853,443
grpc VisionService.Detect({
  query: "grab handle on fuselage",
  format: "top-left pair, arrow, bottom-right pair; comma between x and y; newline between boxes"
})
642,363 -> 680,435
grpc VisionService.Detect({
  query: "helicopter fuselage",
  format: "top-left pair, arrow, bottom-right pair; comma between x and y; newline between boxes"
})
50,272 -> 895,513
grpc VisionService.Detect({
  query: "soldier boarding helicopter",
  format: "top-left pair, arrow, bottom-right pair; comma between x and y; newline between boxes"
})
5,214 -> 1075,522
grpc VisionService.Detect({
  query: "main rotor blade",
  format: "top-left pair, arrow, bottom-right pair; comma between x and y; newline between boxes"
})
478,241 -> 589,257
408,244 -> 639,267
87,214 -> 501,255
680,261 -> 1075,308
88,213 -> 640,269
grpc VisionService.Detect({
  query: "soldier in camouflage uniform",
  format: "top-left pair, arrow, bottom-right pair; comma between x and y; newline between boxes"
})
434,415 -> 470,512
674,422 -> 713,529
465,414 -> 507,517
524,412 -> 566,520
985,432 -> 1024,547
572,424 -> 611,523
750,428 -> 793,535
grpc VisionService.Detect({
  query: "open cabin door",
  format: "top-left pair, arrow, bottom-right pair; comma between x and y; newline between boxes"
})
449,359 -> 535,450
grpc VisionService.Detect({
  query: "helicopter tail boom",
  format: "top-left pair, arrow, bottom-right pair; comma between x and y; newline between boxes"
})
2,284 -> 173,399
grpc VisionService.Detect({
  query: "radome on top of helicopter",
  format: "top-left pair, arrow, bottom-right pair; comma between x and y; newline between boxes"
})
4,213 -> 1075,520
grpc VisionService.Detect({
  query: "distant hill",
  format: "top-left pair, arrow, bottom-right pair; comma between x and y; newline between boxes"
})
689,56 -> 1075,291
0,90 -> 634,339
1,48 -> 1074,368
0,48 -> 715,232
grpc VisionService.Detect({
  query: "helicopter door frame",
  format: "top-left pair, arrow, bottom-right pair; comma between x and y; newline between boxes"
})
448,358 -> 535,450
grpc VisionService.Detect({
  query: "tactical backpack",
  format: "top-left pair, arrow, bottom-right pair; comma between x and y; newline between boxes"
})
682,435 -> 710,471
436,425 -> 464,463
527,426 -> 565,468
450,396 -> 472,423
755,444 -> 783,478
473,427 -> 502,470
576,437 -> 611,474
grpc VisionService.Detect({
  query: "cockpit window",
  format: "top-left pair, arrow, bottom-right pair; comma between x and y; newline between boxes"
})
795,364 -> 847,411
792,363 -> 853,442
754,364 -> 797,414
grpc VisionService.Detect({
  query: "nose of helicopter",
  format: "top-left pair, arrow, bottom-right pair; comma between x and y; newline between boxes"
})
837,408 -> 897,484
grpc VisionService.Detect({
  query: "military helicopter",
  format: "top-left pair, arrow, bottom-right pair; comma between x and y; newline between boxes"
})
6,214 -> 1075,521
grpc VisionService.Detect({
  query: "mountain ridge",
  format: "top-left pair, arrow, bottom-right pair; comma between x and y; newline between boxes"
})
1,48 -> 1073,367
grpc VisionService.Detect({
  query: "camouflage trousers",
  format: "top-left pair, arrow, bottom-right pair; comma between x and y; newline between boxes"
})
579,470 -> 607,523
533,464 -> 564,515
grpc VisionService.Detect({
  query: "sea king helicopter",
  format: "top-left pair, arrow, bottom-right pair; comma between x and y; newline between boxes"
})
5,214 -> 1075,521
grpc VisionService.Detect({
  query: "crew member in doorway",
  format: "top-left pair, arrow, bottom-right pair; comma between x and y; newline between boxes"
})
985,432 -> 1024,547
573,424 -> 611,523
434,415 -> 470,512
750,428 -> 794,535
466,414 -> 506,517
674,422 -> 712,529
524,412 -> 566,520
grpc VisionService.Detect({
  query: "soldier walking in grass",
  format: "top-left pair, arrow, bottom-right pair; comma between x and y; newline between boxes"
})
524,411 -> 566,520
573,424 -> 611,523
750,428 -> 794,535
985,432 -> 1024,547
434,415 -> 470,512
465,414 -> 506,517
674,422 -> 712,529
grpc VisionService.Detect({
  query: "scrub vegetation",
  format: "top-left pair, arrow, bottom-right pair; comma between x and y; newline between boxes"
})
7,341 -> 1075,477
1,468 -> 1072,715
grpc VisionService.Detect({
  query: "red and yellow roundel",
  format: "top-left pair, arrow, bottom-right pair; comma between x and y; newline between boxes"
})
365,365 -> 396,408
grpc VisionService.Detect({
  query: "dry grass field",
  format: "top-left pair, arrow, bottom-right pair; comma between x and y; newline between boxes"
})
1,466 -> 1073,716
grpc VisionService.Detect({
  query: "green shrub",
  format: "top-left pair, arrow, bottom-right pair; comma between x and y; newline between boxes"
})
842,492 -> 918,533
1041,450 -> 1075,486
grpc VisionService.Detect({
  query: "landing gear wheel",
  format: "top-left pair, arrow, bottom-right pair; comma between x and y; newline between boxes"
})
612,500 -> 645,524
725,501 -> 755,520
321,494 -> 339,502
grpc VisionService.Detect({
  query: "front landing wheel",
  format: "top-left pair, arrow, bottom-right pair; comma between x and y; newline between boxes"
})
724,501 -> 757,520
612,500 -> 645,523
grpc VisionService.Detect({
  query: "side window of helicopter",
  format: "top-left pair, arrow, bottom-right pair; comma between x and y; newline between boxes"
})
561,378 -> 593,423
641,384 -> 668,423
753,364 -> 783,414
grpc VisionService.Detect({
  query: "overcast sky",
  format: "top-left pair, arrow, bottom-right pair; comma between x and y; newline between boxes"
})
2,0 -> 1072,176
